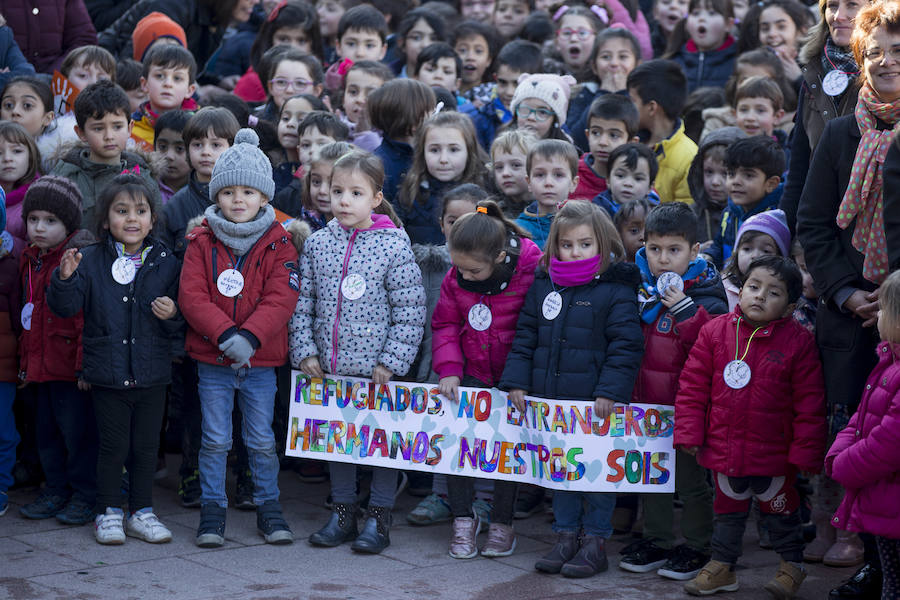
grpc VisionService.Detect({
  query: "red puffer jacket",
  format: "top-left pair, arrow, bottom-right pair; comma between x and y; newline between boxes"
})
431,237 -> 541,386
179,218 -> 300,367
18,230 -> 93,382
675,309 -> 826,476
6,0 -> 97,73
827,342 -> 900,539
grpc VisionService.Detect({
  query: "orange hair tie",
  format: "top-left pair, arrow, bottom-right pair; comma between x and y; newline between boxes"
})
476,206 -> 488,214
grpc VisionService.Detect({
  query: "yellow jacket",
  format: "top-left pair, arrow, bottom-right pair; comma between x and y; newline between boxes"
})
653,121 -> 697,205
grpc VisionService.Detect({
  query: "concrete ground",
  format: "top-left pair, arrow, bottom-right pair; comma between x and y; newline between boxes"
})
1,456 -> 855,600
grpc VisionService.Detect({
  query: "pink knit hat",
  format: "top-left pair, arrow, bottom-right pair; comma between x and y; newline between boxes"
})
510,73 -> 577,125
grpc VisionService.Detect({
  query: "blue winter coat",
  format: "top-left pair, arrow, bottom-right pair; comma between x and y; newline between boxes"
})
592,188 -> 661,218
470,97 -> 512,151
396,178 -> 456,246
500,262 -> 644,403
670,37 -> 738,93
0,26 -> 35,89
515,202 -> 554,251
705,182 -> 784,268
375,137 -> 414,206
47,236 -> 184,389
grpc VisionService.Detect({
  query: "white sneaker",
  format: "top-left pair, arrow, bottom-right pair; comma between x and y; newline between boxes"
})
94,508 -> 126,545
126,509 -> 172,543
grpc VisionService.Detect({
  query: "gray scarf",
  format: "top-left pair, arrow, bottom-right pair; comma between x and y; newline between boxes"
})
204,204 -> 276,256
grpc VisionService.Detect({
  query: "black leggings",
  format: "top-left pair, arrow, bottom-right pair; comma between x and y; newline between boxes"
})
94,385 -> 166,513
877,536 -> 900,600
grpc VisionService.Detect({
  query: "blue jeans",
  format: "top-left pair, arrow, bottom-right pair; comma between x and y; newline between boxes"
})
552,491 -> 615,537
197,364 -> 279,508
0,383 -> 18,492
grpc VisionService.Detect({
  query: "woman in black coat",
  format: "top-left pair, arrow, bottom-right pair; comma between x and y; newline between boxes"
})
797,2 -> 900,596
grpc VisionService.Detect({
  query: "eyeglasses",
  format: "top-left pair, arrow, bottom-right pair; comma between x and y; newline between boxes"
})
515,104 -> 554,122
269,77 -> 314,92
862,46 -> 900,62
557,28 -> 593,40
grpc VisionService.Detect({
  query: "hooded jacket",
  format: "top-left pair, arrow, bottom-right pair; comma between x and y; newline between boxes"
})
633,250 -> 727,405
653,120 -> 698,205
515,202 -> 554,252
500,262 -> 644,403
705,182 -> 784,268
51,146 -> 159,234
670,36 -> 738,93
827,342 -> 900,539
431,237 -> 541,387
178,215 -> 299,367
289,214 -> 426,377
675,309 -> 826,476
18,229 -> 95,382
687,127 -> 747,244
47,235 -> 183,388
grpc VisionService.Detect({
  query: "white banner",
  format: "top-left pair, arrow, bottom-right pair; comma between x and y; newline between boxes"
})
286,372 -> 675,493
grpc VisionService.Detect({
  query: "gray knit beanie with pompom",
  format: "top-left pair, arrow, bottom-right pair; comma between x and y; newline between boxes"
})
209,128 -> 275,202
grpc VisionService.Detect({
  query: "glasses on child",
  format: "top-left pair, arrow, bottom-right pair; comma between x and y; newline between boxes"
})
557,28 -> 593,40
269,77 -> 314,92
862,46 -> 900,62
515,104 -> 554,122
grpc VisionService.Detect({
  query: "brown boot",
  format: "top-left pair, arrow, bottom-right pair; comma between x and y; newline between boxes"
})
803,509 -> 836,562
684,560 -> 739,596
763,560 -> 806,599
823,528 -> 864,567
560,534 -> 608,578
534,531 -> 578,573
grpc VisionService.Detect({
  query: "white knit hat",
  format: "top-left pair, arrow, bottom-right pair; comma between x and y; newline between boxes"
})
510,73 -> 577,125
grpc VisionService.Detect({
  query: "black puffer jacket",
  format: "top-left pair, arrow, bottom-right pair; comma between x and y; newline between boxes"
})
47,235 -> 183,389
161,173 -> 210,261
500,261 -> 644,403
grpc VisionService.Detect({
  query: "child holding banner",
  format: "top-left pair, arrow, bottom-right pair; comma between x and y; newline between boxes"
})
501,201 -> 644,578
620,202 -> 724,580
676,256 -> 825,598
431,199 -> 542,559
290,150 -> 426,554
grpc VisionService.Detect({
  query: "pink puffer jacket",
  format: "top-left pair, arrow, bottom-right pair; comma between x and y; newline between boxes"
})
431,237 -> 541,386
827,341 -> 900,539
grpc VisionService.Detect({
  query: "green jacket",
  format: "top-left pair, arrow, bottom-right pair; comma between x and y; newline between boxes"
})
51,146 -> 160,234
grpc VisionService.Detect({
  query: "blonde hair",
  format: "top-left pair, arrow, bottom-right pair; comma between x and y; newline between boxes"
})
490,129 -> 538,161
400,112 -> 488,209
880,270 -> 900,341
542,201 -> 624,274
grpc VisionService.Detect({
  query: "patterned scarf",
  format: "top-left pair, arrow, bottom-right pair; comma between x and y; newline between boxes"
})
835,84 -> 900,284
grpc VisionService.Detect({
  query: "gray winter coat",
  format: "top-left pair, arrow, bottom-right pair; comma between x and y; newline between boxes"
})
289,214 -> 426,377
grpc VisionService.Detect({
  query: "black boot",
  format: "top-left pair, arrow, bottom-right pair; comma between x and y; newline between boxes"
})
561,534 -> 609,578
309,502 -> 358,547
351,505 -> 391,553
829,563 -> 882,599
534,531 -> 579,573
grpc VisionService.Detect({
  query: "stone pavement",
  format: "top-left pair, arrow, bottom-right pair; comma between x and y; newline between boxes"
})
1,457 -> 855,600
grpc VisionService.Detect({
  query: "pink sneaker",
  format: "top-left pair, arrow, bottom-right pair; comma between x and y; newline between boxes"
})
449,516 -> 480,559
481,523 -> 517,557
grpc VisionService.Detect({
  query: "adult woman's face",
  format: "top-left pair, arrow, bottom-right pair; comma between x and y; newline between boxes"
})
863,27 -> 900,103
825,0 -> 862,47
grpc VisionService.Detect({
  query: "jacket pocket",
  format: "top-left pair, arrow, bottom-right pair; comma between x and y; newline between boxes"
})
45,330 -> 81,379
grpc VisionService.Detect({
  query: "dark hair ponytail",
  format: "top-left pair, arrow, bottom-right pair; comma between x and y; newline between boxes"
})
448,199 -> 528,262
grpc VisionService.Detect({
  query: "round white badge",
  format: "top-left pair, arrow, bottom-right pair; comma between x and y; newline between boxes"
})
723,359 -> 752,389
111,257 -> 136,285
21,302 -> 34,331
656,271 -> 684,295
542,291 -> 563,320
341,273 -> 366,300
217,269 -> 245,297
468,303 -> 492,331
822,70 -> 849,97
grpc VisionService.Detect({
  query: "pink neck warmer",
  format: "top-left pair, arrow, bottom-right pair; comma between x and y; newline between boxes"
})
549,255 -> 602,287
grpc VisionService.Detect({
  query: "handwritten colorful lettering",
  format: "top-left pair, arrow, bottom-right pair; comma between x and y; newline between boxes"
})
286,373 -> 675,493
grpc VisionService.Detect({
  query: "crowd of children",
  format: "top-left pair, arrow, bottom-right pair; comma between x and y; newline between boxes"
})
2,0 -> 900,597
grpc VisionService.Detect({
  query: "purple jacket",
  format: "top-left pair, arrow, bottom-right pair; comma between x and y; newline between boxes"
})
827,341 -> 900,539
6,0 -> 97,73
